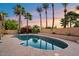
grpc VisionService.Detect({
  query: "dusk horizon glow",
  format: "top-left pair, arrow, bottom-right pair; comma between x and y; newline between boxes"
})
0,3 -> 79,28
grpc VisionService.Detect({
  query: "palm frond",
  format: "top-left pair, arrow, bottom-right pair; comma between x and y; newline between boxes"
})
42,3 -> 49,9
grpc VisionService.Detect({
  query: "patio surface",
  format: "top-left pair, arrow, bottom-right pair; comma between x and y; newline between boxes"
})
0,34 -> 79,56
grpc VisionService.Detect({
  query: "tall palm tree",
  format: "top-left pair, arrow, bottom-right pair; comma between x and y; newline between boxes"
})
24,12 -> 32,33
36,6 -> 43,30
42,3 -> 49,28
51,3 -> 55,29
66,11 -> 79,28
0,12 -> 7,40
62,3 -> 68,28
0,12 -> 7,30
13,4 -> 25,33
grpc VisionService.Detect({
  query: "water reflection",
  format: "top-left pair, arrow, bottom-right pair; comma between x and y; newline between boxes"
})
45,42 -> 47,49
18,35 -> 68,50
52,44 -> 54,50
26,40 -> 28,46
40,39 -> 41,49
20,38 -> 55,50
32,38 -> 39,43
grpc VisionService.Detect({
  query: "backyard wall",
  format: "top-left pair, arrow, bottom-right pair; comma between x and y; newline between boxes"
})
40,29 -> 52,33
40,27 -> 79,37
5,30 -> 17,34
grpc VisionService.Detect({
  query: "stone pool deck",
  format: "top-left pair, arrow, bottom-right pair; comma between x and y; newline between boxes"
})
0,34 -> 79,56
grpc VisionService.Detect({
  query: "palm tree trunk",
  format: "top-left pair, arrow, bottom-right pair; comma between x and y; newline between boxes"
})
2,15 -> 5,35
27,19 -> 28,33
2,17 -> 4,30
40,13 -> 42,30
0,33 -> 1,40
45,10 -> 48,28
64,13 -> 66,28
3,16 -> 5,29
18,14 -> 21,34
52,4 -> 55,29
70,20 -> 72,28
64,8 -> 67,28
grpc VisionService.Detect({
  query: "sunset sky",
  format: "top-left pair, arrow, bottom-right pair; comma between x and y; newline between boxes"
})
0,3 -> 79,28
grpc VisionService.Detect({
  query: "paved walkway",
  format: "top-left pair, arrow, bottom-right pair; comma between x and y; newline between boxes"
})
0,34 -> 79,56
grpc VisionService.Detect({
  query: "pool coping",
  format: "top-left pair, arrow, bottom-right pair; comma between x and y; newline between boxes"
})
16,34 -> 68,51
16,34 -> 78,51
0,34 -> 79,56
16,34 -> 79,55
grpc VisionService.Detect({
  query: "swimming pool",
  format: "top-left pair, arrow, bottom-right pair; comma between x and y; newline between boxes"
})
16,34 -> 68,50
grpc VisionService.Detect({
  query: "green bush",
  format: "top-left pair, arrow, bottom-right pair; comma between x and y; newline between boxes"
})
46,26 -> 57,29
32,25 -> 40,33
5,19 -> 18,30
74,21 -> 79,27
46,27 -> 52,29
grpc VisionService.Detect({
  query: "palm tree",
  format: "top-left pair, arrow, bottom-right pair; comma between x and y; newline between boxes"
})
36,6 -> 43,30
60,18 -> 69,28
0,12 -> 7,40
62,3 -> 68,28
66,11 -> 79,28
24,12 -> 32,33
13,4 -> 25,33
0,13 -> 2,40
74,21 -> 79,27
51,3 -> 55,29
76,5 -> 79,10
0,12 -> 7,30
42,3 -> 49,28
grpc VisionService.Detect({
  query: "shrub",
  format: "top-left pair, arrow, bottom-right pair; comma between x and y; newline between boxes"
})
46,26 -> 57,29
32,25 -> 40,33
74,21 -> 79,27
46,27 -> 52,29
5,19 -> 18,30
21,26 -> 32,34
52,32 -> 56,34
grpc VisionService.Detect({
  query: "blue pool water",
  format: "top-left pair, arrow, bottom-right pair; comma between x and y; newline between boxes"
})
16,35 -> 68,50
